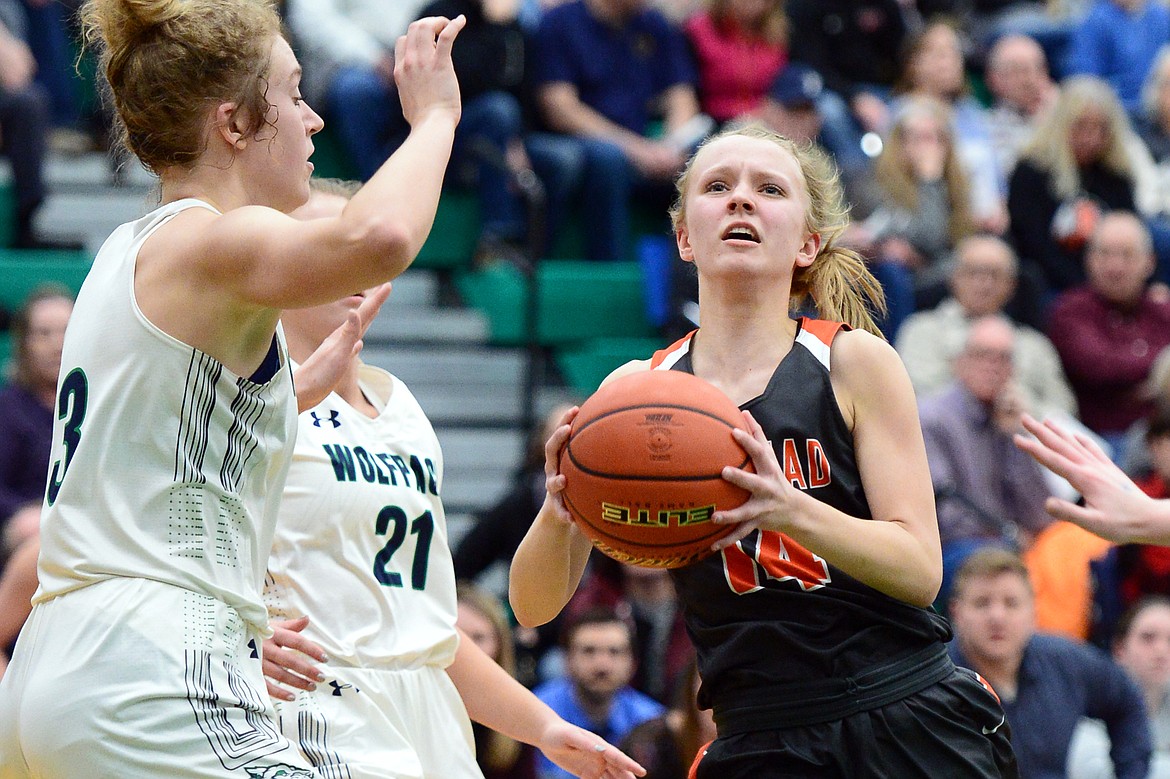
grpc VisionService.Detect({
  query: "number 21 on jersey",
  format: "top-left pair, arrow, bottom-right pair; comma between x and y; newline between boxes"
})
721,530 -> 831,594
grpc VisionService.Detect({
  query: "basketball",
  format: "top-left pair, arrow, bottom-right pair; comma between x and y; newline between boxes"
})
559,370 -> 754,569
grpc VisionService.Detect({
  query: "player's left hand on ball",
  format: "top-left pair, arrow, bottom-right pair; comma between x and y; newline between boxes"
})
711,410 -> 793,550
262,616 -> 328,701
537,721 -> 646,778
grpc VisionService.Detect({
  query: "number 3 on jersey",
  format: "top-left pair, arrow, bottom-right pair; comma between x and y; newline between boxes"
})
722,530 -> 831,594
46,368 -> 88,506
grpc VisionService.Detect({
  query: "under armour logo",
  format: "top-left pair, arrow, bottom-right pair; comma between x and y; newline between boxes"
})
310,410 -> 341,428
248,638 -> 259,659
328,680 -> 354,697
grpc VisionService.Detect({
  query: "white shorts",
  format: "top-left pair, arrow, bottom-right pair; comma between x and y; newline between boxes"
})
273,663 -> 483,779
0,577 -> 315,778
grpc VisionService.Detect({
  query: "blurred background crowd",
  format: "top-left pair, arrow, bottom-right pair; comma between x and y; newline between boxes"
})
7,0 -> 1170,776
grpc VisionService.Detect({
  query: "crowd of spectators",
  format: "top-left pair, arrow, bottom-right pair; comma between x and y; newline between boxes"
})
11,0 -> 1170,776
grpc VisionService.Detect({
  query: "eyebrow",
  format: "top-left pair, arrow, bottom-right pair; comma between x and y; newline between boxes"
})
702,163 -> 792,185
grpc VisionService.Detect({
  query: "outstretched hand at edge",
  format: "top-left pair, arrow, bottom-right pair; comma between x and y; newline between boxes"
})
536,720 -> 646,779
1014,414 -> 1170,544
293,283 -> 392,413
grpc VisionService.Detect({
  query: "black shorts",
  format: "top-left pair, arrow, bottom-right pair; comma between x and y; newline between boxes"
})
692,666 -> 1018,779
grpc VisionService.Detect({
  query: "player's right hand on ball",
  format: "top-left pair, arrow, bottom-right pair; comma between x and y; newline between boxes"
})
542,405 -> 579,526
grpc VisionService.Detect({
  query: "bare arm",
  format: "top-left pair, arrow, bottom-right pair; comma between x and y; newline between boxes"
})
132,18 -> 463,377
1015,414 -> 1170,544
538,82 -> 645,146
0,537 -> 39,653
508,360 -> 651,626
201,18 -> 465,309
448,628 -> 645,778
659,83 -> 700,136
508,406 -> 594,627
714,331 -> 943,607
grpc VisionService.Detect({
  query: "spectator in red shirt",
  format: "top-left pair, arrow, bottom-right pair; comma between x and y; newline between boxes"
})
1047,210 -> 1170,454
684,0 -> 788,126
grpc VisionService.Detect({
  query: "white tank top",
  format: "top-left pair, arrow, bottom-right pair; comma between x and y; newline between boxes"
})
265,363 -> 459,670
34,198 -> 298,632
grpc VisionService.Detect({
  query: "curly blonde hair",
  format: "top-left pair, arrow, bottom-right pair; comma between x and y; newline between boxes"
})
81,0 -> 282,174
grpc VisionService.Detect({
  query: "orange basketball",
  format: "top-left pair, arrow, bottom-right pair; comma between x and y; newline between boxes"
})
559,370 -> 753,569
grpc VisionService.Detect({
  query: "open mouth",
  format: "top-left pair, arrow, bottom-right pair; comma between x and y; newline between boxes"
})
722,225 -> 760,243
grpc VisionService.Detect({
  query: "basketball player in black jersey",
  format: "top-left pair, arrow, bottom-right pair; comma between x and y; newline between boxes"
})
510,125 -> 1018,777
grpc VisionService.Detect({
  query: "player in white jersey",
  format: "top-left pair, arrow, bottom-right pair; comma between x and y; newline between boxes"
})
0,3 -> 465,776
259,184 -> 646,779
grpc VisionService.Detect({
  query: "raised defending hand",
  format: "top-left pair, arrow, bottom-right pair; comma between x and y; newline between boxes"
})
262,616 -> 328,702
541,405 -> 580,527
1014,414 -> 1170,544
710,410 -> 801,550
394,15 -> 465,129
536,720 -> 646,779
293,283 -> 391,412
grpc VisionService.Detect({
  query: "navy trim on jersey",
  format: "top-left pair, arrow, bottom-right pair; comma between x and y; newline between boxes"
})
222,379 -> 267,493
298,711 -> 352,779
183,649 -> 286,770
176,349 -> 220,484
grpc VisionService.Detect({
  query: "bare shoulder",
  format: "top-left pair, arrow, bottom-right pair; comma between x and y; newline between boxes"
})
599,358 -> 652,388
829,329 -> 915,422
831,328 -> 903,374
140,204 -> 279,278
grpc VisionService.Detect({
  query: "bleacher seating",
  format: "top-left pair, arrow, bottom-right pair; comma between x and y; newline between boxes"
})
455,259 -> 655,346
0,249 -> 93,313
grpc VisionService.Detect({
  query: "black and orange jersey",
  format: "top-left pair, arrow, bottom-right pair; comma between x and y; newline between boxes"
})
654,317 -> 951,727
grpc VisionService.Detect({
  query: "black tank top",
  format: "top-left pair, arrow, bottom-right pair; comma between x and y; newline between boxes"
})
654,318 -> 951,725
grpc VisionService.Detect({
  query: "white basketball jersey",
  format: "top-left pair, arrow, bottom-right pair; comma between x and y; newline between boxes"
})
265,363 -> 459,669
34,198 -> 298,632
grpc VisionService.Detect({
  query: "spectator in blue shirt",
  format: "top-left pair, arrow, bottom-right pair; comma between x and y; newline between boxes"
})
532,0 -> 705,261
949,547 -> 1152,779
1066,0 -> 1170,120
534,607 -> 665,779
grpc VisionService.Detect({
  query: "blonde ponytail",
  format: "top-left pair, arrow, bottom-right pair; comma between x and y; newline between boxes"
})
795,242 -> 886,338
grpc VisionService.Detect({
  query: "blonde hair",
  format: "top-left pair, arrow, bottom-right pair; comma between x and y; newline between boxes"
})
1144,344 -> 1170,402
669,124 -> 887,337
875,96 -> 975,245
1141,44 -> 1170,123
81,0 -> 281,174
309,177 -> 362,199
1019,75 -> 1140,202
